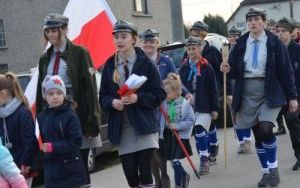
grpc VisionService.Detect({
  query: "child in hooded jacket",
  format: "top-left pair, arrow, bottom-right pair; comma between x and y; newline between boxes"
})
0,139 -> 28,188
37,75 -> 86,188
159,73 -> 195,188
0,72 -> 38,187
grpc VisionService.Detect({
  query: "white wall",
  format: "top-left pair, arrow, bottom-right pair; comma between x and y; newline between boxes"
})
228,1 -> 300,33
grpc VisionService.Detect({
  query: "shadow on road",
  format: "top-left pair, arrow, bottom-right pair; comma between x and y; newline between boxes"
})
91,149 -> 120,173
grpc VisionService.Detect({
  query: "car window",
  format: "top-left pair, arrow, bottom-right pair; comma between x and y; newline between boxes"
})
17,75 -> 31,92
160,47 -> 185,68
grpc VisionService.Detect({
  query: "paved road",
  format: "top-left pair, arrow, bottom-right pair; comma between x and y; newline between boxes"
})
90,127 -> 299,188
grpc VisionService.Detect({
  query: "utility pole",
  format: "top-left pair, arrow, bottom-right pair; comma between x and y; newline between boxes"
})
170,0 -> 185,41
290,0 -> 294,19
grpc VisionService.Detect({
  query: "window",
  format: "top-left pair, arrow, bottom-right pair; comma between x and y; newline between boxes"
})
133,0 -> 148,14
0,19 -> 7,48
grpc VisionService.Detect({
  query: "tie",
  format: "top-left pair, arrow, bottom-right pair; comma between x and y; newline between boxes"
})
53,51 -> 61,75
188,62 -> 197,82
252,40 -> 259,69
123,60 -> 129,80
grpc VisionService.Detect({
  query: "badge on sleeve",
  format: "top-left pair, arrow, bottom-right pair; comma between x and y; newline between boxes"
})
89,67 -> 95,75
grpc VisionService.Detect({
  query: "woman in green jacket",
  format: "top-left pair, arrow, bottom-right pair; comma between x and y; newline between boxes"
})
36,13 -> 101,188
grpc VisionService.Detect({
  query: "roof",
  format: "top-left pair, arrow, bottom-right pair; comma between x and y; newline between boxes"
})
226,0 -> 299,24
241,0 -> 291,5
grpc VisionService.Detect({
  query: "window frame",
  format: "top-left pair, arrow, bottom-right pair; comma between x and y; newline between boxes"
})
133,0 -> 152,17
0,19 -> 7,49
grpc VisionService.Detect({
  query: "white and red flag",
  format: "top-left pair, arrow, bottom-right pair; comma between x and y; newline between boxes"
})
25,0 -> 116,149
117,74 -> 148,97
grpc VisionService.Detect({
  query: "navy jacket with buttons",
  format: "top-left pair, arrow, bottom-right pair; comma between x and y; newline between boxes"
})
183,41 -> 232,96
156,54 -> 176,80
228,30 -> 297,112
288,40 -> 300,96
179,59 -> 219,113
99,47 -> 166,144
156,53 -> 189,96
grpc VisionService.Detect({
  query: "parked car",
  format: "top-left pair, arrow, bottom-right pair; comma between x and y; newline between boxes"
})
158,33 -> 228,68
17,70 -> 113,172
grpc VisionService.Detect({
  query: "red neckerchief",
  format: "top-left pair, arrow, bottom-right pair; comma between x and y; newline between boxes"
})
195,57 -> 208,76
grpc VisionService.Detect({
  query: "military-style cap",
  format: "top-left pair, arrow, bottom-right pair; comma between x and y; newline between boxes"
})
277,17 -> 294,32
245,7 -> 266,20
139,29 -> 159,40
44,13 -> 69,29
112,20 -> 138,35
190,21 -> 209,32
228,26 -> 241,36
185,36 -> 202,46
267,19 -> 277,26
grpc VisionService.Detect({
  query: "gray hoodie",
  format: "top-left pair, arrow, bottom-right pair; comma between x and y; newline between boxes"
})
159,97 -> 195,139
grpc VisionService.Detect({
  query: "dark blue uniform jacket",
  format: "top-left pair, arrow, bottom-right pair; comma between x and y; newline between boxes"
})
228,30 -> 297,112
99,47 -> 166,144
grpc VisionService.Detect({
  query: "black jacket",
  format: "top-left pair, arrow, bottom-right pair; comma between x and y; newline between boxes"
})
183,41 -> 232,95
99,47 -> 166,144
179,58 -> 219,113
288,40 -> 300,96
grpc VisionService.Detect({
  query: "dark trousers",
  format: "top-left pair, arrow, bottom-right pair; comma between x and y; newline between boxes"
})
285,109 -> 300,160
151,149 -> 170,188
80,148 -> 91,185
120,148 -> 155,187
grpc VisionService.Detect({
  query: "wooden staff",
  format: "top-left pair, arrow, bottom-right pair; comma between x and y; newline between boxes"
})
222,43 -> 229,168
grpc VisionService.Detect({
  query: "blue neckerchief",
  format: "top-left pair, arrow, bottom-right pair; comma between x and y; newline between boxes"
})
188,59 -> 197,82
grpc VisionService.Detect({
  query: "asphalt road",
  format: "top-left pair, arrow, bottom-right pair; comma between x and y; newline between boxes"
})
90,127 -> 300,188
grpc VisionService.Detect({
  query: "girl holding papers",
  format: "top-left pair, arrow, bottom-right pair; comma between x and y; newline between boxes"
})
99,20 -> 166,188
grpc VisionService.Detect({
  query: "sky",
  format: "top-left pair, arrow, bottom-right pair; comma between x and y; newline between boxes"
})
182,0 -> 244,25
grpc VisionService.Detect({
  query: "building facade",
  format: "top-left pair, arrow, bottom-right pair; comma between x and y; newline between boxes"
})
0,0 -> 184,72
227,0 -> 300,33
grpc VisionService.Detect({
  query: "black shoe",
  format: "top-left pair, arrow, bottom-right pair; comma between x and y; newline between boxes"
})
274,126 -> 286,136
209,145 -> 219,165
269,168 -> 280,187
257,173 -> 269,187
181,173 -> 190,188
292,161 -> 300,171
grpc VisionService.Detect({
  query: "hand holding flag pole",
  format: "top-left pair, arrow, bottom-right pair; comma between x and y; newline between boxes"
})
160,106 -> 201,179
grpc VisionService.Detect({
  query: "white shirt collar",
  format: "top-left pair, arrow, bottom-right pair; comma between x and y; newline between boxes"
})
118,49 -> 137,65
249,31 -> 267,43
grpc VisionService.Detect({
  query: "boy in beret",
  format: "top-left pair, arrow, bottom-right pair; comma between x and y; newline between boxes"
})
276,17 -> 300,171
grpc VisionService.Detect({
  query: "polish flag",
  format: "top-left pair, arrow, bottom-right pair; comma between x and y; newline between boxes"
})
25,0 -> 116,149
64,0 -> 116,69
